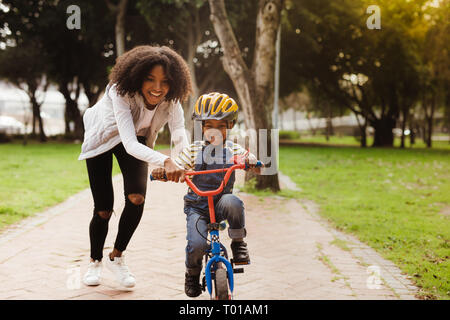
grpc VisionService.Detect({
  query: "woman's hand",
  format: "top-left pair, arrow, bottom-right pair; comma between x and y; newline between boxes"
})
151,167 -> 168,181
163,158 -> 186,182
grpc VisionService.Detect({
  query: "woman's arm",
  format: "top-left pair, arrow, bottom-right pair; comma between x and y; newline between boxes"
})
110,85 -> 169,167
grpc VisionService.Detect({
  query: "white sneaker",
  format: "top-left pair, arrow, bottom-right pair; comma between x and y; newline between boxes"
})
105,255 -> 136,288
83,260 -> 102,286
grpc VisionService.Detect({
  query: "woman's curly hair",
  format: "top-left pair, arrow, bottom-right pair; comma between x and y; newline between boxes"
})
109,45 -> 193,103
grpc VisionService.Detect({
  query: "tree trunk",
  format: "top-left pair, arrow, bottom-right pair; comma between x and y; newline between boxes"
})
185,19 -> 200,135
24,83 -> 46,141
60,81 -> 84,139
209,0 -> 282,192
423,93 -> 436,148
30,95 -> 47,142
31,106 -> 37,136
208,0 -> 256,130
371,116 -> 395,147
106,0 -> 128,57
409,114 -> 416,146
353,112 -> 367,148
116,0 -> 128,57
400,109 -> 408,148
426,116 -> 433,148
361,122 -> 367,148
82,80 -> 102,108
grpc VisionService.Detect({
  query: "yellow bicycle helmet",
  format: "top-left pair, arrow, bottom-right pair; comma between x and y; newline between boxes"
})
192,92 -> 238,125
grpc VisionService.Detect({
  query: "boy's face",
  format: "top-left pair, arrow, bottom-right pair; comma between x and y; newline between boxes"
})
203,119 -> 229,145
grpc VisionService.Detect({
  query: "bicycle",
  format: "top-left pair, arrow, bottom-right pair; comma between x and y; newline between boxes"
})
150,151 -> 262,300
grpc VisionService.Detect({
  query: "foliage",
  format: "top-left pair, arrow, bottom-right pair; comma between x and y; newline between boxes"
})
279,130 -> 301,140
281,0 -> 449,147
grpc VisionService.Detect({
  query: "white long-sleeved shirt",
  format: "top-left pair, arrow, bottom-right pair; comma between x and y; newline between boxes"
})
78,83 -> 188,166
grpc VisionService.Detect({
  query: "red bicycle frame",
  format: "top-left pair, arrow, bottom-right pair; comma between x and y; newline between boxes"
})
184,162 -> 245,224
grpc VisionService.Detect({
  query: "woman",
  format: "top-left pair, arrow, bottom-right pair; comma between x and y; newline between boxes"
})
78,45 -> 192,288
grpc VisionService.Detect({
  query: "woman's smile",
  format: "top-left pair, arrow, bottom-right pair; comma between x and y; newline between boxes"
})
150,91 -> 162,97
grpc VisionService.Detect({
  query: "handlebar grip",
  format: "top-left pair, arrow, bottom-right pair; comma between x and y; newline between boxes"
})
245,160 -> 263,170
150,173 -> 168,181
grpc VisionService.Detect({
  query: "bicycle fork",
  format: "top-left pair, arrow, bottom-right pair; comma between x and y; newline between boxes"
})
204,196 -> 235,298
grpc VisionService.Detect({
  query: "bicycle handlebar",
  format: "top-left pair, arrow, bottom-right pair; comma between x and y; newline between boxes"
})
150,161 -> 262,197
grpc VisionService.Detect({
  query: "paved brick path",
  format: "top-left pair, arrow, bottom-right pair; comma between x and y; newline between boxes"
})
0,163 -> 419,300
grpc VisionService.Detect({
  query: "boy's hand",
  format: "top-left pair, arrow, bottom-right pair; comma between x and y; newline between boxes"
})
151,167 -> 168,182
164,158 -> 186,183
245,154 -> 263,174
245,153 -> 258,168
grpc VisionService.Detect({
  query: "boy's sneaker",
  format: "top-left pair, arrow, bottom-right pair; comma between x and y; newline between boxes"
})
185,270 -> 202,298
105,255 -> 136,288
83,260 -> 102,286
230,240 -> 250,265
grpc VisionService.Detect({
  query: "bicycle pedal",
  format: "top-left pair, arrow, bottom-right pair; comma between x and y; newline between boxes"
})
231,259 -> 251,266
233,268 -> 244,274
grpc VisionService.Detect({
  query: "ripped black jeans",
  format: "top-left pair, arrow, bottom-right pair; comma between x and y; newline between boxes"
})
86,136 -> 148,261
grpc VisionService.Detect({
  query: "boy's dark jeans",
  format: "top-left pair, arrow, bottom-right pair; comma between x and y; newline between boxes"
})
185,193 -> 246,274
86,136 -> 148,261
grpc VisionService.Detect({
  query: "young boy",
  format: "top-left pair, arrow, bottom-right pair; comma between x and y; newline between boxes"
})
151,92 -> 262,297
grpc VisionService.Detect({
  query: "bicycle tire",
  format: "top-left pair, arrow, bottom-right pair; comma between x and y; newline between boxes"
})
214,263 -> 230,300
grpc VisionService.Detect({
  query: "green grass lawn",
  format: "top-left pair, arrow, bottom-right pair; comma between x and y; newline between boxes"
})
276,145 -> 450,300
286,134 -> 450,150
0,140 -> 168,231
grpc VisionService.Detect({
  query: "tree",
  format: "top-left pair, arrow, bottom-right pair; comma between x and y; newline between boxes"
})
282,0 -> 427,147
1,0 -> 115,140
106,0 -> 129,57
137,0 -> 249,132
282,0 -> 372,146
417,0 -> 450,147
0,0 -> 51,142
79,1 -> 116,107
41,0 -> 115,138
0,42 -> 49,142
209,0 -> 282,191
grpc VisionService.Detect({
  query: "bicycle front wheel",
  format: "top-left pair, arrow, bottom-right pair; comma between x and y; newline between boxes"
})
214,263 -> 230,300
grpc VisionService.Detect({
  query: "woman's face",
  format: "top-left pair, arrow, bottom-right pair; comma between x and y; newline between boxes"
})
141,64 -> 170,108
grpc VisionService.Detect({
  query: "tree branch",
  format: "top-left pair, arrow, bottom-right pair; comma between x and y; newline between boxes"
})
105,0 -> 117,12
208,0 -> 248,79
208,0 -> 256,129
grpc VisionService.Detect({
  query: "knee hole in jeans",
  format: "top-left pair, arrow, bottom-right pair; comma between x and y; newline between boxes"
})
96,210 -> 112,220
127,193 -> 145,206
